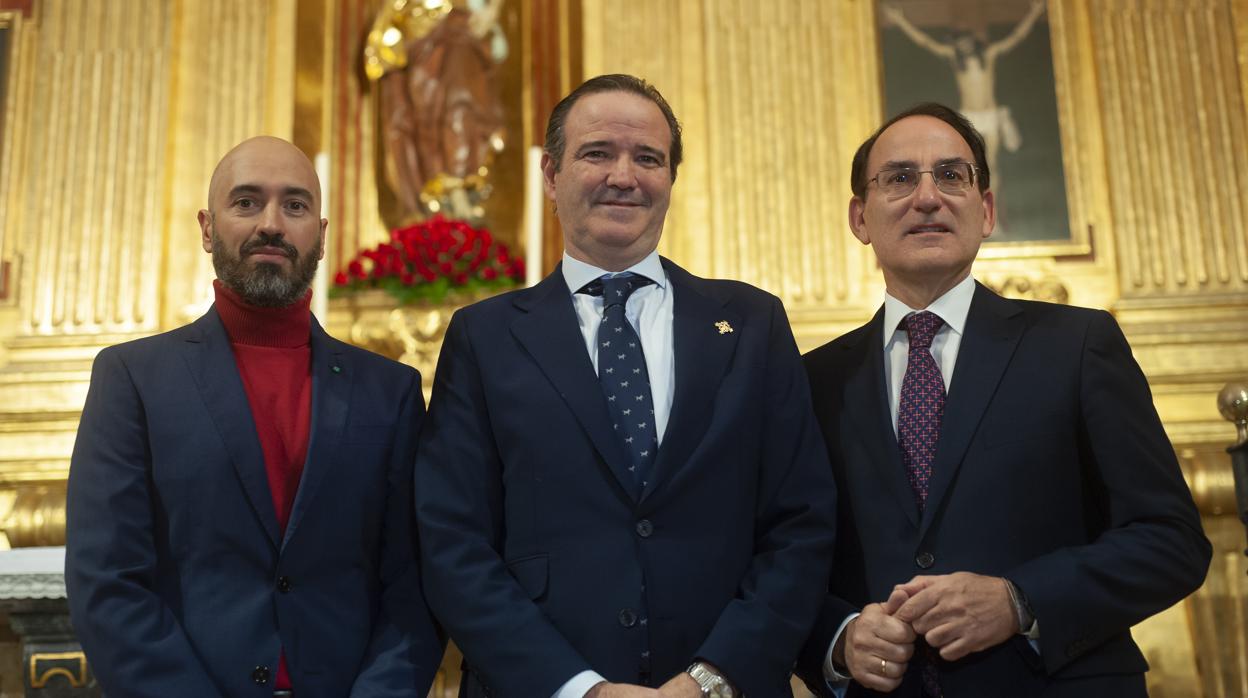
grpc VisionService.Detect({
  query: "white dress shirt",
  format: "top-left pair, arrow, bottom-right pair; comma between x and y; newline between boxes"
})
822,274 -> 975,687
555,250 -> 676,698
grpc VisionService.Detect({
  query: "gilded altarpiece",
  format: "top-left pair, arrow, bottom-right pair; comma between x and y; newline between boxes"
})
0,0 -> 1245,696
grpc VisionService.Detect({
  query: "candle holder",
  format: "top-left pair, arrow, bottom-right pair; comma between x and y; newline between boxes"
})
1218,380 -> 1248,556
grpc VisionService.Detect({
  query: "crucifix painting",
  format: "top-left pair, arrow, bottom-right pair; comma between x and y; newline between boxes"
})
879,0 -> 1071,246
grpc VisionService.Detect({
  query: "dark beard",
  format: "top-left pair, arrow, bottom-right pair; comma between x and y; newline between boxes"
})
212,231 -> 321,308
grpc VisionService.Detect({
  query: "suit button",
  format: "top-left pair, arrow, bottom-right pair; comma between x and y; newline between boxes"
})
618,608 -> 638,627
635,519 -> 654,538
251,665 -> 270,685
277,576 -> 292,593
915,552 -> 935,569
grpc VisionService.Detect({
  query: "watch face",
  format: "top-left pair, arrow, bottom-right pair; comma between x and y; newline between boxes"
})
688,664 -> 733,698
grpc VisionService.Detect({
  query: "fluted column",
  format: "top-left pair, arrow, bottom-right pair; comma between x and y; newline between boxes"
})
4,0 -> 171,338
1092,0 -> 1248,302
582,0 -> 883,335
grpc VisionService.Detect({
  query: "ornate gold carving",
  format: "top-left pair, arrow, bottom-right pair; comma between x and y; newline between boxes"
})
326,291 -> 470,400
979,274 -> 1070,304
28,650 -> 87,688
0,483 -> 67,549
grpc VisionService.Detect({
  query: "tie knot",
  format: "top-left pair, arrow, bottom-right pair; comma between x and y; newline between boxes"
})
903,311 -> 944,349
581,273 -> 654,308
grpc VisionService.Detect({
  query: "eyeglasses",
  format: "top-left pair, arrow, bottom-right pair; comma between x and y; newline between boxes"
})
867,162 -> 979,198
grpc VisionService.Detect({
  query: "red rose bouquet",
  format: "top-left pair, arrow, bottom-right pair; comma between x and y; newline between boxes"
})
331,215 -> 524,304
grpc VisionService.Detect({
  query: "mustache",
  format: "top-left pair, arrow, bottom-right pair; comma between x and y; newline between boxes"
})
595,194 -> 647,206
240,233 -> 298,259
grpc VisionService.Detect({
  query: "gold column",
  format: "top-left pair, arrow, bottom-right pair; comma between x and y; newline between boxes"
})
582,0 -> 884,347
7,0 -> 171,339
163,0 -> 298,327
1094,0 -> 1248,304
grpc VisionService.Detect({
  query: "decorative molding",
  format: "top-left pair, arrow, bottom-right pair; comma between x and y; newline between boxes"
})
0,574 -> 63,601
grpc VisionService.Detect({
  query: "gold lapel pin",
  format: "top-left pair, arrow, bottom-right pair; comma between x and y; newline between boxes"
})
715,320 -> 734,335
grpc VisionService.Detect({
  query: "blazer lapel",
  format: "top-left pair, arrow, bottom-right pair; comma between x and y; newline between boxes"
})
281,318 -> 349,549
511,268 -> 638,500
181,309 -> 281,549
920,284 -> 1024,537
642,260 -> 740,503
844,309 -> 919,527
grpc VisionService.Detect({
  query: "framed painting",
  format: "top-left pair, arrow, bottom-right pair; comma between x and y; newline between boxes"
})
877,0 -> 1090,257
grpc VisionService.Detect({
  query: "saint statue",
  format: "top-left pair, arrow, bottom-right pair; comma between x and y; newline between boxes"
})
365,0 -> 507,224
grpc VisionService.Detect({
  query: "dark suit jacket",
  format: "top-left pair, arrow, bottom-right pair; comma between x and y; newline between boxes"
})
796,284 -> 1210,697
65,308 -> 443,698
415,259 -> 837,697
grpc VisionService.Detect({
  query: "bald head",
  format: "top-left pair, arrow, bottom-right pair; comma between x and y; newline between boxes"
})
199,136 -> 328,307
207,136 -> 322,214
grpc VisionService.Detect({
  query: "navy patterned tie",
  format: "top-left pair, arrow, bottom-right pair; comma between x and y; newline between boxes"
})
897,311 -> 945,510
896,310 -> 946,697
580,273 -> 658,496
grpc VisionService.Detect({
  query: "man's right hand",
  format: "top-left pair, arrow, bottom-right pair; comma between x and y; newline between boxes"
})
585,682 -> 662,698
840,588 -> 916,693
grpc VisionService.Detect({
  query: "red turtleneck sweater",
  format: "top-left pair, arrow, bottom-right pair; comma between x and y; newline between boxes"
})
213,280 -> 311,690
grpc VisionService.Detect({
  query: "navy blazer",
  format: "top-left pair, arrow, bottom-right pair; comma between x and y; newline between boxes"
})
415,259 -> 837,697
65,308 -> 443,698
796,284 -> 1210,697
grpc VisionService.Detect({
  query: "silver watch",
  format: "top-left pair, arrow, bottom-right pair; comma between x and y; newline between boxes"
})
686,662 -> 735,698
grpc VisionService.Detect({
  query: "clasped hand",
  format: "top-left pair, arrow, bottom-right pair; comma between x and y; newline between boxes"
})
840,572 -> 1019,692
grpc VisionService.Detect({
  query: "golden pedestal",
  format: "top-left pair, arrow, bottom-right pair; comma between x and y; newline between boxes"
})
324,290 -> 476,400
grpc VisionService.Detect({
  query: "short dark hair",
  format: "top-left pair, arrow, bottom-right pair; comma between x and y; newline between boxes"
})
850,102 -> 990,198
543,74 -> 683,180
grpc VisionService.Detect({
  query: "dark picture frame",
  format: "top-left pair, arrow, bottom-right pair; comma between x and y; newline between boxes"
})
877,0 -> 1089,256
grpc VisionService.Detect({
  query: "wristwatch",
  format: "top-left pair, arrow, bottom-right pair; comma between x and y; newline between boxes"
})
686,662 -> 735,698
1004,578 -> 1038,637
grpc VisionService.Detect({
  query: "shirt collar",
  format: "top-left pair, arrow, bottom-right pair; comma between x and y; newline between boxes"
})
881,274 -> 977,348
561,250 -> 668,295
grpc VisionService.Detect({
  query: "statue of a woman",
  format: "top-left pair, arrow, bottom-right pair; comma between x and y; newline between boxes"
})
365,0 -> 507,223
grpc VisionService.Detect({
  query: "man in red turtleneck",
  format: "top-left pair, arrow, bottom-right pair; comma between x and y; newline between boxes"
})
66,137 -> 443,698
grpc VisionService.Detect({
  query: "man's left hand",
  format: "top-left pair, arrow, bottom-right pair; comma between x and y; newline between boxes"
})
894,573 -> 1019,661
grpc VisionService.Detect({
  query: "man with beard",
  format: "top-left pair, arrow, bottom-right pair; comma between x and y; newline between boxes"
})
65,136 -> 443,697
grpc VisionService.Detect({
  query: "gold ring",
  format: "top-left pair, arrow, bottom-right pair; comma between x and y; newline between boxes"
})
880,658 -> 887,674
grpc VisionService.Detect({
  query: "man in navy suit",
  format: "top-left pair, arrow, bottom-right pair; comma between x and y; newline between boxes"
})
795,103 -> 1210,696
416,74 -> 837,698
65,136 -> 443,697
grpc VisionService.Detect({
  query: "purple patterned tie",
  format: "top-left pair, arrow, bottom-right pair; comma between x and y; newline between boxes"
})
897,311 -> 946,696
897,311 -> 945,510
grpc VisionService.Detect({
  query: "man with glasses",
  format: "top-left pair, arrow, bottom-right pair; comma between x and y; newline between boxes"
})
795,103 -> 1209,697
